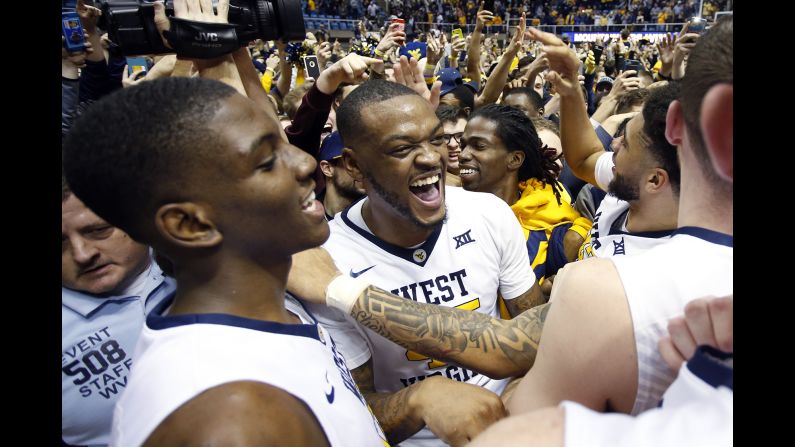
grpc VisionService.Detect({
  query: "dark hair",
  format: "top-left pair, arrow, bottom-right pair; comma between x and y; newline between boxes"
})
444,84 -> 476,110
62,172 -> 72,202
680,15 -> 732,190
531,117 -> 560,137
642,82 -> 681,194
435,104 -> 469,124
504,87 -> 544,112
615,88 -> 650,114
621,29 -> 630,39
62,77 -> 238,240
469,104 -> 562,204
336,79 -> 419,148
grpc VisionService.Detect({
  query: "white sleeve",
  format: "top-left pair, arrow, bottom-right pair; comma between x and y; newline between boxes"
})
486,196 -> 536,300
306,303 -> 373,370
561,385 -> 732,447
593,151 -> 615,192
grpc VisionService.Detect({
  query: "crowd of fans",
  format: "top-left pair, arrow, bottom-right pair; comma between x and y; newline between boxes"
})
62,0 -> 732,445
305,0 -> 730,26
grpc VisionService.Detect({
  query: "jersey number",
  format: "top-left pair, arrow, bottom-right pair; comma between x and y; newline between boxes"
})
405,298 -> 481,369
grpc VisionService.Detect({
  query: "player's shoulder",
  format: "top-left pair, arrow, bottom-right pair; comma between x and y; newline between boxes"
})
446,186 -> 513,218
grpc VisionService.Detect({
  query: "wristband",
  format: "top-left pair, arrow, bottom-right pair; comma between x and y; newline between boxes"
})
326,274 -> 371,313
374,48 -> 386,58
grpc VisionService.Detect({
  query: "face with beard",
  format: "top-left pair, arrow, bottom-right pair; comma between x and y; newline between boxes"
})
330,158 -> 365,200
607,115 -> 653,202
363,169 -> 447,230
347,95 -> 448,232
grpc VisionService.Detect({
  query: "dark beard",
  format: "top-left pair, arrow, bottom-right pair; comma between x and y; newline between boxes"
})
363,170 -> 447,230
608,173 -> 640,202
335,178 -> 366,202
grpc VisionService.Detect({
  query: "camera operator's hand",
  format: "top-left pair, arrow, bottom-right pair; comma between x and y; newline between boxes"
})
315,53 -> 383,95
154,0 -> 231,51
393,55 -> 442,110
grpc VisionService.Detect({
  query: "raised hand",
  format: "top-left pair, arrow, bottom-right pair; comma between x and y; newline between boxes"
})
376,22 -> 406,54
475,2 -> 494,31
315,53 -> 384,95
316,41 -> 332,69
76,0 -> 102,34
393,55 -> 442,109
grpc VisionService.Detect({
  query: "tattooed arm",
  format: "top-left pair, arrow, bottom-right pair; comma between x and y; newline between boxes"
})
350,359 -> 424,445
352,359 -> 507,446
503,283 -> 546,318
351,286 -> 550,379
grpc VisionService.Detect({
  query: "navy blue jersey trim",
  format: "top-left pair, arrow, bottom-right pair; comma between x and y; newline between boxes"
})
608,208 -> 676,238
147,292 -> 321,340
686,345 -> 733,390
673,226 -> 733,247
340,204 -> 443,267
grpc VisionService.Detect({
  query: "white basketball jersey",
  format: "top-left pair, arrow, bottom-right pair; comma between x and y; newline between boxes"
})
110,294 -> 388,447
577,195 -> 674,259
309,186 -> 536,447
611,227 -> 732,415
579,152 -> 674,260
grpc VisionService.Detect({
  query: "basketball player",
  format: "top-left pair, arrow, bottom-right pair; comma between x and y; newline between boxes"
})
62,75 -> 388,446
305,80 -> 543,446
566,82 -> 682,261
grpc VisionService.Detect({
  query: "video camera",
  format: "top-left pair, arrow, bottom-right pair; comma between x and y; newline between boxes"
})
95,0 -> 306,56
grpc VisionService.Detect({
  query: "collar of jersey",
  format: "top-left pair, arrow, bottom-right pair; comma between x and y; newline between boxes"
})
340,200 -> 443,267
146,291 -> 322,341
62,261 -> 171,318
672,226 -> 733,247
608,208 -> 676,239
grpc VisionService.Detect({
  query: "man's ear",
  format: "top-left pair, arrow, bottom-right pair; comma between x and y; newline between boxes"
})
319,160 -> 334,179
700,84 -> 733,182
155,203 -> 222,249
665,99 -> 684,147
507,150 -> 526,172
342,148 -> 363,182
645,167 -> 669,193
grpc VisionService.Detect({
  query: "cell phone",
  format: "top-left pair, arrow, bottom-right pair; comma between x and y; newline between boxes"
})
592,44 -> 604,63
687,17 -> 706,34
127,57 -> 149,77
623,59 -> 644,75
303,55 -> 321,79
392,18 -> 406,46
62,11 -> 86,53
452,28 -> 464,40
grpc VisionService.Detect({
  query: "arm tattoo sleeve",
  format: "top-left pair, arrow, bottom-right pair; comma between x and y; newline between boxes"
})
351,285 -> 551,377
351,360 -> 424,445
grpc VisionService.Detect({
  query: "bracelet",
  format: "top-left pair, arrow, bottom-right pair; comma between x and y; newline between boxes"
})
265,67 -> 275,75
657,71 -> 673,81
326,274 -> 371,313
374,48 -> 386,59
425,62 -> 436,71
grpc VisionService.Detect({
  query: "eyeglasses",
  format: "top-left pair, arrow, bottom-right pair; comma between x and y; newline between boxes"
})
442,132 -> 464,145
